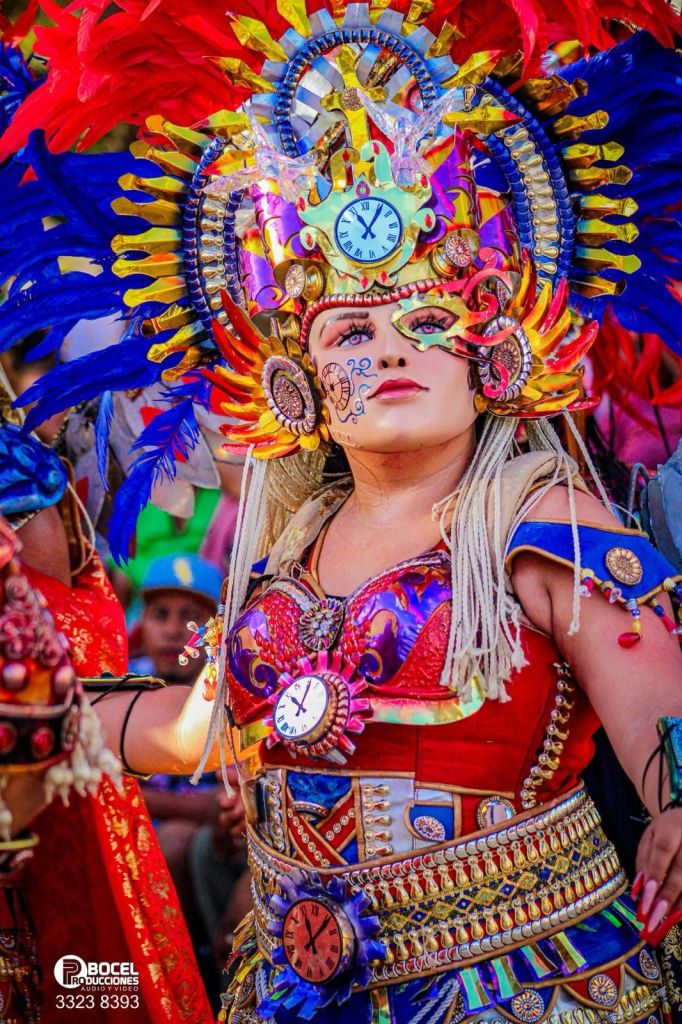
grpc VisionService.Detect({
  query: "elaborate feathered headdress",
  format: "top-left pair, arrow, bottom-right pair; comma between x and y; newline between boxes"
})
1,0 -> 682,556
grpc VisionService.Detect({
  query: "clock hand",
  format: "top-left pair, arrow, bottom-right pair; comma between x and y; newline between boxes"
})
365,205 -> 382,236
354,212 -> 376,240
295,679 -> 312,717
305,918 -> 330,951
303,912 -> 318,954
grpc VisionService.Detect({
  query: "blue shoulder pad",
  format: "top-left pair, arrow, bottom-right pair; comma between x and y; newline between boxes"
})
507,521 -> 681,604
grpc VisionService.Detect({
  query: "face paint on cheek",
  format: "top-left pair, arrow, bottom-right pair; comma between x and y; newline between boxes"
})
320,362 -> 352,412
320,356 -> 377,425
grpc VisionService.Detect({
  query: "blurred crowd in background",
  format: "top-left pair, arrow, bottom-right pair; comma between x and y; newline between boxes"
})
2,332 -> 253,1010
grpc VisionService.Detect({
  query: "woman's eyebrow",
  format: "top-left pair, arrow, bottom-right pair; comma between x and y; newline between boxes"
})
321,310 -> 370,334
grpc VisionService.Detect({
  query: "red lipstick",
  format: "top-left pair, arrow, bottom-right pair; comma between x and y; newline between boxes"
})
370,377 -> 427,399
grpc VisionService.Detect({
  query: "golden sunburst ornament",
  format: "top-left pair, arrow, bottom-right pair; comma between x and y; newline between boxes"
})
202,292 -> 330,459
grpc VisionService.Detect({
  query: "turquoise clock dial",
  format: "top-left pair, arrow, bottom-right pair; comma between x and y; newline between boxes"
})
334,197 -> 403,264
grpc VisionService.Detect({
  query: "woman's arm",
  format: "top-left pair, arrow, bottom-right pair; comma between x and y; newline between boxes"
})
511,488 -> 682,810
512,486 -> 682,940
94,672 -> 229,777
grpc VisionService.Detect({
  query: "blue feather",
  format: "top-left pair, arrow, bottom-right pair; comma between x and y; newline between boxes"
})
0,55 -> 155,355
16,335 -> 177,430
108,398 -> 200,564
557,32 -> 682,348
0,44 -> 35,131
95,391 -> 114,488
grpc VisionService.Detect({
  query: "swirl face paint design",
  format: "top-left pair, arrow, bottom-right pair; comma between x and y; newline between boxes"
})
321,356 -> 377,425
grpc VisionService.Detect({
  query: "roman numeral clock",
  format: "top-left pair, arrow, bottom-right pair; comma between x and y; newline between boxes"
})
334,197 -> 402,263
297,140 -> 435,288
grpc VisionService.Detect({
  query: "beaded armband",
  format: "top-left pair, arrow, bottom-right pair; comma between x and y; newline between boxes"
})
507,521 -> 682,648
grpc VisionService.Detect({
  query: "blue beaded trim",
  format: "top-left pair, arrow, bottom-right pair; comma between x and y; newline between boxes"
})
484,78 -> 575,280
185,136 -> 227,330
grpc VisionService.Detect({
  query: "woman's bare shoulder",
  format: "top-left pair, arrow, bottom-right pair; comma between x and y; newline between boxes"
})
523,483 -> 620,529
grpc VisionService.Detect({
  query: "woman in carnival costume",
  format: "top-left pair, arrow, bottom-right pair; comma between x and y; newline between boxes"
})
3,1 -> 682,1023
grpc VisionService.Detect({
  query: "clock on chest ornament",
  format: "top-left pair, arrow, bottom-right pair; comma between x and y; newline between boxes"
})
264,651 -> 370,765
296,139 -> 434,289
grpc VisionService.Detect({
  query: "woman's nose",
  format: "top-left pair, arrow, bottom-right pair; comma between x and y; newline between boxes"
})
378,348 -> 409,370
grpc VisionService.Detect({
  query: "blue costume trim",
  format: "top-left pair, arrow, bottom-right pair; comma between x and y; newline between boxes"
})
507,520 -> 682,604
0,423 -> 67,517
255,895 -> 643,1023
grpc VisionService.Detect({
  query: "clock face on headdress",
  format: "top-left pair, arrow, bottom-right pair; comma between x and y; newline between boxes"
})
334,197 -> 403,264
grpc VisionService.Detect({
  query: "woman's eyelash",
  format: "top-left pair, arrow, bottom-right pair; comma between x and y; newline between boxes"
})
337,321 -> 375,344
410,313 -> 449,328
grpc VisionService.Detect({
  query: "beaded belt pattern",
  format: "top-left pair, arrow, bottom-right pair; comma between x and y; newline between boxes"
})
248,787 -> 627,990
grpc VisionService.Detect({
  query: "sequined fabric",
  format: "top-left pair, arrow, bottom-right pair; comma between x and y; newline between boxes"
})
21,554 -> 212,1024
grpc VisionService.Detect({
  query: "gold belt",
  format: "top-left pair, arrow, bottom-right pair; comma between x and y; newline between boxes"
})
248,786 -> 627,987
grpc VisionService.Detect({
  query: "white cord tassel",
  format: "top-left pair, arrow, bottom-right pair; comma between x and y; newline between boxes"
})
0,695 -> 121,843
44,696 -> 122,808
525,419 -> 584,635
0,777 -> 13,843
561,410 -> 614,511
435,416 -> 520,701
191,450 -> 269,792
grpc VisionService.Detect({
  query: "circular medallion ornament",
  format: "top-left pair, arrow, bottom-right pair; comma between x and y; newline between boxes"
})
638,949 -> 660,980
265,652 -> 370,764
476,795 -> 517,829
510,989 -> 545,1023
587,972 -> 618,1006
261,355 -> 318,436
604,546 -> 643,586
412,814 -> 446,842
443,232 -> 473,269
478,316 -> 532,403
284,263 -> 307,299
299,597 -> 345,650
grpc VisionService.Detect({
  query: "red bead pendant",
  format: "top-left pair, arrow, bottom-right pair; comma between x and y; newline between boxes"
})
618,631 -> 641,649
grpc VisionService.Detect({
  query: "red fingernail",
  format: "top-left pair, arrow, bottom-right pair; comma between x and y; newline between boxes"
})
639,879 -> 659,919
631,871 -> 644,898
644,909 -> 682,947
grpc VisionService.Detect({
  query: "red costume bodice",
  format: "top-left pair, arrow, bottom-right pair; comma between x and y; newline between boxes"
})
227,552 -> 600,842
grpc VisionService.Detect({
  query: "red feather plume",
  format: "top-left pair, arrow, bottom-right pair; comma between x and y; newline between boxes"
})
1,0 -> 679,160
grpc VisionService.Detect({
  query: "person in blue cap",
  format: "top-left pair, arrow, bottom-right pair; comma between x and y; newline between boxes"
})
130,554 -> 223,683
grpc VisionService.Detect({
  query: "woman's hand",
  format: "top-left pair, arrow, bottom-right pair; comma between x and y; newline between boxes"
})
212,768 -> 246,856
634,808 -> 682,945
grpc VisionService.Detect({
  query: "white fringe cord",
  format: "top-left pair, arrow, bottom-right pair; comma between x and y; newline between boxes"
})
434,415 -> 521,701
525,419 -> 584,635
191,449 -> 269,792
